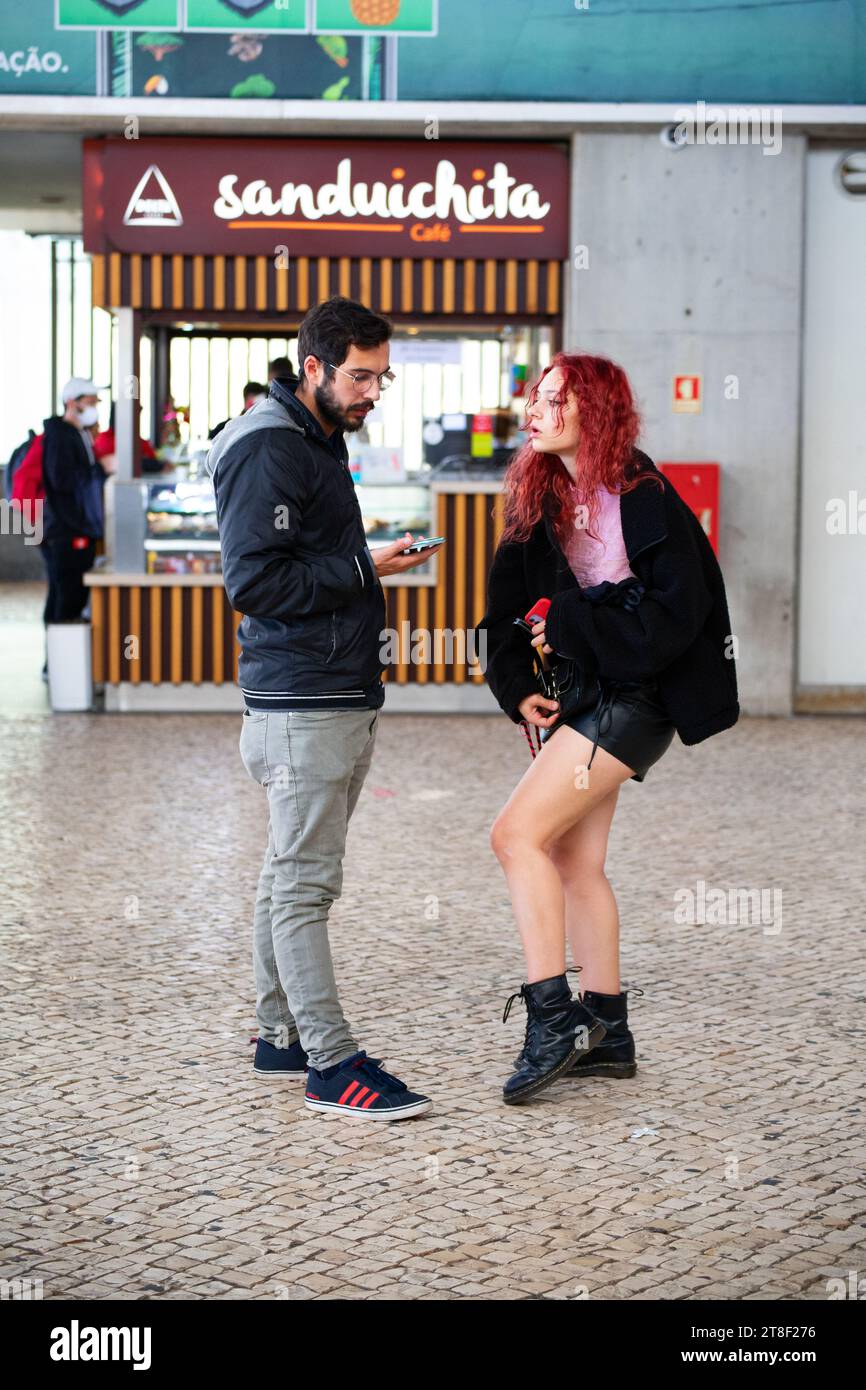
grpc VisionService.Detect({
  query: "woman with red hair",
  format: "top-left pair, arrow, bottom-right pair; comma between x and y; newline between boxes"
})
479,352 -> 738,1105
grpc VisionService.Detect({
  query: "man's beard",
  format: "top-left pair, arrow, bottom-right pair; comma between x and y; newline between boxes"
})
314,378 -> 372,434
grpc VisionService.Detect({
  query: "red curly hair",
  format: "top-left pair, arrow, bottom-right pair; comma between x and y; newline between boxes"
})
502,351 -> 662,546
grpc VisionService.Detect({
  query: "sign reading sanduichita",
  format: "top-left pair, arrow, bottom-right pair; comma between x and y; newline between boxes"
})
83,138 -> 569,261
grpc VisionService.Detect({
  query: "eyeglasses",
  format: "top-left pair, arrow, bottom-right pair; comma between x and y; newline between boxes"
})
322,360 -> 396,395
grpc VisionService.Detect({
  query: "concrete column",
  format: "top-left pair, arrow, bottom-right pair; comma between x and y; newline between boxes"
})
565,130 -> 806,716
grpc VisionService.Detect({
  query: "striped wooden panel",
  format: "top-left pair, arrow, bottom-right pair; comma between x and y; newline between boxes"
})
151,253 -> 163,310
359,257 -> 372,305
91,254 -> 106,309
129,586 -> 141,684
255,256 -> 268,311
213,255 -> 226,311
90,497 -> 507,689
401,258 -> 414,312
442,258 -> 456,313
233,256 -> 247,311
380,258 -> 393,313
90,253 -> 563,317
90,587 -> 105,684
275,260 -> 289,312
297,256 -> 310,311
90,585 -> 239,686
109,253 -> 122,309
383,490 -> 504,686
193,255 -> 205,310
107,585 -> 121,683
130,255 -> 143,309
171,255 -> 184,310
415,585 -> 430,686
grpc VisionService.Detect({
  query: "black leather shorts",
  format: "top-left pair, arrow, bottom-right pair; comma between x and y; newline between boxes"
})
541,677 -> 676,782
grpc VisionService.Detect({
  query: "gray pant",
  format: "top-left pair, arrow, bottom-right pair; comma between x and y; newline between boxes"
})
239,707 -> 379,1072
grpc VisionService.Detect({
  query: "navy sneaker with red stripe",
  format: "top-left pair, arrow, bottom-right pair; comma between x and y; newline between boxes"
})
251,1035 -> 308,1078
304,1050 -> 431,1121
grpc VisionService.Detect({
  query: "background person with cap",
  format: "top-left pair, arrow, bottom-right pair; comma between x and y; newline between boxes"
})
41,377 -> 109,629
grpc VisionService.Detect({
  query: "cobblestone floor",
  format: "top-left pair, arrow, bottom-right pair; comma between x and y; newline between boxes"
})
1,589 -> 864,1300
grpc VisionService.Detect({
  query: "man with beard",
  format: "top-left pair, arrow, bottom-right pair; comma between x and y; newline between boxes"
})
208,297 -> 442,1121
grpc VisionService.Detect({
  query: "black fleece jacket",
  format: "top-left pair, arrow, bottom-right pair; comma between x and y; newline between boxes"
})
477,453 -> 739,747
207,377 -> 385,711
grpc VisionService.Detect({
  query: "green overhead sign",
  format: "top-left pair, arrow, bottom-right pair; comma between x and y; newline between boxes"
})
1,0 -> 97,93
185,1 -> 308,32
314,0 -> 437,36
56,1 -> 180,29
55,0 -> 438,33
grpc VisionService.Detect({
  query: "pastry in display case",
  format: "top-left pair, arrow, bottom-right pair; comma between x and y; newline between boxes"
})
145,478 -> 221,575
354,483 -> 432,543
141,476 -> 434,574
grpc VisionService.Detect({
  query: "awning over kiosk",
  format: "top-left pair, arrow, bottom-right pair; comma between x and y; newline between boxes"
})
90,251 -> 562,318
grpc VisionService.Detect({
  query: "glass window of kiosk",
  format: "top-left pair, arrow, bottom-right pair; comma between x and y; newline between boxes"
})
362,325 -> 552,474
162,324 -> 551,470
351,325 -> 553,544
148,324 -> 553,568
165,332 -> 298,452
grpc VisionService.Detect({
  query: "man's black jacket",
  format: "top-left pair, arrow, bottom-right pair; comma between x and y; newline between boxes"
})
207,377 -> 386,711
42,415 -> 106,541
477,453 -> 739,746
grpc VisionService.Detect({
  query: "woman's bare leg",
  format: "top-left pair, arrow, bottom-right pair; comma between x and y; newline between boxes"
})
548,787 -> 622,995
490,726 -> 634,983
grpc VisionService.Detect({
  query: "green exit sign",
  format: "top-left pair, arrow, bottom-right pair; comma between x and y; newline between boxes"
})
56,0 -> 180,28
314,0 -> 437,35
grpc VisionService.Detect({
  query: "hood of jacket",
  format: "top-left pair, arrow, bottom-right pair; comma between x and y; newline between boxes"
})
205,382 -> 304,482
43,414 -> 83,442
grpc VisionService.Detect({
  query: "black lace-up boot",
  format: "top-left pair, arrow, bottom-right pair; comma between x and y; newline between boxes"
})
511,967 -> 592,1073
502,973 -> 606,1104
566,988 -> 640,1079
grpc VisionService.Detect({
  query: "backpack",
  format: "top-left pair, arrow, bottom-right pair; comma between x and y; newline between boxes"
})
10,433 -> 45,507
5,430 -> 36,500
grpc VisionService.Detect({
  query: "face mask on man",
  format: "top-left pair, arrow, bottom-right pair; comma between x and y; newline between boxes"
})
77,406 -> 99,428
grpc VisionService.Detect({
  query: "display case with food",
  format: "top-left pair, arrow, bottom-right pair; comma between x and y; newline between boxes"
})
353,480 -> 438,584
145,478 -> 221,575
354,482 -> 432,544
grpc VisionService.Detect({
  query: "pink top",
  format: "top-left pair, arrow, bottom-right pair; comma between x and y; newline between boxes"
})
562,487 -> 637,588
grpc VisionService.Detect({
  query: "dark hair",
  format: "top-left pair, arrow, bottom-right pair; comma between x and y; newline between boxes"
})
268,356 -> 294,380
242,381 -> 266,399
297,296 -> 392,380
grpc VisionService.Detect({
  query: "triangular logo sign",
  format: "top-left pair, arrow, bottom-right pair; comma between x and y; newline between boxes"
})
123,165 -> 183,228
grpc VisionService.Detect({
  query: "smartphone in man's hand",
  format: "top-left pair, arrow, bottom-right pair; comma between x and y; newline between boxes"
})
370,534 -> 445,578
